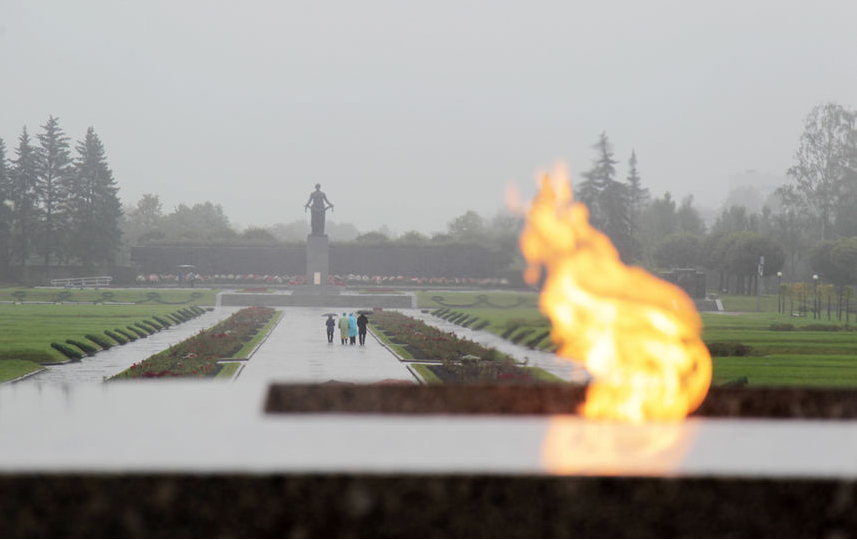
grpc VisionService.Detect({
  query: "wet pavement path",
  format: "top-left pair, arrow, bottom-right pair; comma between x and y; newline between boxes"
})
237,308 -> 417,384
20,307 -> 241,384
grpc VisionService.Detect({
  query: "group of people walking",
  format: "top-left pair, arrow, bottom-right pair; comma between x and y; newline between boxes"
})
326,312 -> 368,345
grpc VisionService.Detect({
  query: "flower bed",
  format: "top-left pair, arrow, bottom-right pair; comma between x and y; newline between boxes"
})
111,306 -> 275,379
370,311 -> 537,383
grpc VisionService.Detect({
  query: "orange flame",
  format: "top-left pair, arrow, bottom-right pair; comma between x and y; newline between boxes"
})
521,165 -> 711,422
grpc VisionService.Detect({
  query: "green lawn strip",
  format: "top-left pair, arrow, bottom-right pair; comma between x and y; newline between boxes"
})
417,291 -> 540,309
425,303 -> 554,351
713,354 -> 857,388
0,304 -> 204,363
368,324 -> 414,359
411,363 -> 442,384
528,367 -> 565,382
232,310 -> 284,358
412,363 -> 561,385
0,359 -> 45,383
718,294 -> 780,312
0,287 -> 219,306
215,362 -> 241,380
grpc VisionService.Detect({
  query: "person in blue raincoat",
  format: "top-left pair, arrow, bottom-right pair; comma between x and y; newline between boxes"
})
348,312 -> 358,345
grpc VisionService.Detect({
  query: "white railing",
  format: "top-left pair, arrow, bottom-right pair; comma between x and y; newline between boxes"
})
49,276 -> 113,288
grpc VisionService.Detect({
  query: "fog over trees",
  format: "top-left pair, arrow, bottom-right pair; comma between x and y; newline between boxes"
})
4,101 -> 857,294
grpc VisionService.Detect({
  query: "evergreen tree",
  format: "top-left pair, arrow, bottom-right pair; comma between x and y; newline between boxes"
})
0,137 -> 10,262
68,127 -> 123,268
578,132 -> 637,261
625,149 -> 649,221
35,115 -> 72,264
9,127 -> 40,265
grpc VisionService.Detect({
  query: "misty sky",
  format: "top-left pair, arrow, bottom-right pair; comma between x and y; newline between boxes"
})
2,0 -> 857,235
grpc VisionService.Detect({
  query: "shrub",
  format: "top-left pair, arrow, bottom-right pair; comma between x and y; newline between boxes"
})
169,313 -> 186,323
442,311 -> 459,321
153,316 -> 172,328
462,317 -> 480,328
133,323 -> 154,335
137,320 -> 161,334
723,376 -> 749,387
501,323 -> 522,339
451,314 -> 469,325
105,330 -> 128,345
85,334 -> 113,349
127,325 -> 148,338
510,328 -> 535,344
802,324 -> 843,332
51,342 -> 83,361
144,319 -> 162,330
706,342 -> 753,357
115,328 -> 137,341
525,330 -> 551,349
769,323 -> 795,331
471,320 -> 491,331
66,339 -> 97,356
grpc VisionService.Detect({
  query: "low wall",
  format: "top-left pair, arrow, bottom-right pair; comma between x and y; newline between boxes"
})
130,244 -> 513,278
220,293 -> 413,308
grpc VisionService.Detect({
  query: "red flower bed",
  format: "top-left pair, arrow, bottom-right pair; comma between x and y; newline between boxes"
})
371,311 -> 535,382
112,306 -> 275,379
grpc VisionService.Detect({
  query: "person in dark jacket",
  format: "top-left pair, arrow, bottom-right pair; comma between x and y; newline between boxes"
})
325,315 -> 336,343
356,313 -> 369,345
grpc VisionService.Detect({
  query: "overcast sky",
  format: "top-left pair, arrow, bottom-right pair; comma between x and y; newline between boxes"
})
2,0 -> 856,234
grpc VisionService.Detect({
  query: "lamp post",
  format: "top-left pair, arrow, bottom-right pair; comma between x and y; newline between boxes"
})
777,271 -> 783,314
813,274 -> 819,319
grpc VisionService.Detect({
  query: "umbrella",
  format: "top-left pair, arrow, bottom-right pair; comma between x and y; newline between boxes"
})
357,310 -> 373,315
321,312 -> 338,317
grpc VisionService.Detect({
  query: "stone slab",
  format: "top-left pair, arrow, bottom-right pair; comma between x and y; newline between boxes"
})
305,234 -> 329,286
2,473 -> 855,537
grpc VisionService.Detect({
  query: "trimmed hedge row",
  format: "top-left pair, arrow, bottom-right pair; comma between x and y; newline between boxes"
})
50,307 -> 208,361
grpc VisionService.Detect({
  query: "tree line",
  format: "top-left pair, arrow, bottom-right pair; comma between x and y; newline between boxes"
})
0,117 -> 122,269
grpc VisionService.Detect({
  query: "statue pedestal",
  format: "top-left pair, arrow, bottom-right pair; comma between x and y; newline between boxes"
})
305,234 -> 329,287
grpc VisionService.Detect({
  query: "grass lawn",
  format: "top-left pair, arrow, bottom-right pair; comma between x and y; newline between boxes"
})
420,291 -> 857,388
703,310 -> 857,387
368,324 -> 414,359
0,359 -> 45,383
215,362 -> 241,380
0,304 -> 208,363
0,287 -> 219,305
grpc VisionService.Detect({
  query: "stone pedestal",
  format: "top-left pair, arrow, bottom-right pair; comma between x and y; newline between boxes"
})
306,234 -> 329,287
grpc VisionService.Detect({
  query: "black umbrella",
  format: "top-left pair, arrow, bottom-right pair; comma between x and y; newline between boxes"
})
357,310 -> 373,315
321,312 -> 338,317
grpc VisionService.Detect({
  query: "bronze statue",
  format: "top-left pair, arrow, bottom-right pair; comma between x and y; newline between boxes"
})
304,183 -> 334,235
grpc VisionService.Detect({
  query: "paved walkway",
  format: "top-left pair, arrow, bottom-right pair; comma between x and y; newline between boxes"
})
237,308 -> 417,384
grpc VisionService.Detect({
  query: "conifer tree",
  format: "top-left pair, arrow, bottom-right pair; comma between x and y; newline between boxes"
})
625,150 -> 649,222
579,132 -> 637,261
68,127 -> 123,268
36,115 -> 72,264
0,137 -> 10,261
9,127 -> 39,265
